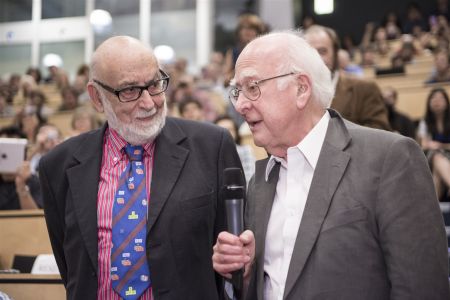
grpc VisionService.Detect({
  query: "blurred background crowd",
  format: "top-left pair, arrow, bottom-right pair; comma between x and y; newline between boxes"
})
2,0 -> 450,211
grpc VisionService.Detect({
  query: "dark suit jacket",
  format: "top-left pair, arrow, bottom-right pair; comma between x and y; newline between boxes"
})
245,110 -> 449,300
39,117 -> 243,300
332,74 -> 391,131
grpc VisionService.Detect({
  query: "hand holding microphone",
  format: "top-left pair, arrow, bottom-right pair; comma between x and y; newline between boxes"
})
223,167 -> 245,296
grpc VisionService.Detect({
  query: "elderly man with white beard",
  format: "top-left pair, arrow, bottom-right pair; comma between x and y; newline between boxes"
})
39,36 -> 242,300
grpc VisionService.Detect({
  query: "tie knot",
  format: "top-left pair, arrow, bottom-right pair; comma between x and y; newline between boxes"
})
125,145 -> 144,161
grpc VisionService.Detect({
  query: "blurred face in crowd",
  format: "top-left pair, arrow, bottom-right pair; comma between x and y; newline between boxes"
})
89,36 -> 167,145
435,51 -> 449,73
305,30 -> 335,71
181,102 -> 204,121
429,91 -> 448,115
73,112 -> 95,133
382,87 -> 397,107
215,118 -> 237,142
36,125 -> 61,152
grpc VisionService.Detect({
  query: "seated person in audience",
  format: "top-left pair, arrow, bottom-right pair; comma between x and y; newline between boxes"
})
214,115 -> 255,184
58,86 -> 79,111
45,65 -> 69,90
417,87 -> 450,200
337,49 -> 363,77
360,23 -> 391,57
170,75 -> 225,122
403,2 -> 428,34
382,86 -> 416,139
304,25 -> 391,130
0,87 -> 14,117
67,106 -> 99,138
382,11 -> 403,40
27,124 -> 63,175
426,48 -> 450,83
26,67 -> 42,84
14,105 -> 47,145
13,74 -> 37,106
73,64 -> 90,104
28,89 -> 54,118
0,126 -> 41,210
178,98 -> 205,121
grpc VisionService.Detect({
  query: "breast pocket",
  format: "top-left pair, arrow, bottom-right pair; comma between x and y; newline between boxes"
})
179,190 -> 214,212
321,206 -> 368,233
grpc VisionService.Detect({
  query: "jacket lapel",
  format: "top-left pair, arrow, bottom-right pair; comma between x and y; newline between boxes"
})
66,126 -> 106,271
283,110 -> 351,299
147,118 -> 189,234
251,160 -> 280,300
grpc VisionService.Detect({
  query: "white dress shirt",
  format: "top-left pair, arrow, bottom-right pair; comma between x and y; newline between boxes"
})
263,111 -> 330,300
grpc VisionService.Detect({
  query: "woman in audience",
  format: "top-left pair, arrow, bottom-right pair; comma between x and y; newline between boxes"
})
68,106 -> 99,138
0,126 -> 41,210
417,87 -> 450,200
223,14 -> 266,85
214,115 -> 255,184
426,47 -> 450,83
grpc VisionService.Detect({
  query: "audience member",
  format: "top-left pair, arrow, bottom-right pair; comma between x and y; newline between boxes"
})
382,86 -> 416,138
426,47 -> 450,83
0,87 -> 14,117
382,11 -> 403,40
0,126 -> 41,210
223,14 -> 266,84
68,106 -> 99,138
417,87 -> 450,200
304,25 -> 391,130
214,115 -> 255,183
26,67 -> 42,84
45,64 -> 69,90
403,2 -> 428,34
337,49 -> 364,77
27,124 -> 62,175
15,105 -> 47,145
58,86 -> 79,111
178,98 -> 205,121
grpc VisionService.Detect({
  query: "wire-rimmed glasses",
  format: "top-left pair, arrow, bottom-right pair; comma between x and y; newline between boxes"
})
229,72 -> 297,106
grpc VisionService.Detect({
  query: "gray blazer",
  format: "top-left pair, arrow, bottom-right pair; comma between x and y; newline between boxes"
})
245,109 -> 450,300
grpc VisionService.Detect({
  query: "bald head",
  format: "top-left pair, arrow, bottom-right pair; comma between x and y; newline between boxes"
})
91,36 -> 158,81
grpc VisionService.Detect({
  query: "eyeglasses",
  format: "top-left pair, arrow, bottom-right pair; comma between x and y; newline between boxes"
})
93,69 -> 170,103
229,72 -> 297,106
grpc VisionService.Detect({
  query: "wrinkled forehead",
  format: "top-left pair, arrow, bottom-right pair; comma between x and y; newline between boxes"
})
233,47 -> 282,85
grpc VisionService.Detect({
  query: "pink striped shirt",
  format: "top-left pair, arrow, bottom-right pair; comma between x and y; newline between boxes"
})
97,128 -> 154,300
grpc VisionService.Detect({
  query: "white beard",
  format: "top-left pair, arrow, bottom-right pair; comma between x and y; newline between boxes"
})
100,93 -> 167,145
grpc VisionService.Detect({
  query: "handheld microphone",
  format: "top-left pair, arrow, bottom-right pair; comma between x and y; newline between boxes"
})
223,167 -> 245,299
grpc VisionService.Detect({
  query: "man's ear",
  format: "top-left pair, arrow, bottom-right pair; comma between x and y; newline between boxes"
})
295,74 -> 312,110
87,82 -> 104,113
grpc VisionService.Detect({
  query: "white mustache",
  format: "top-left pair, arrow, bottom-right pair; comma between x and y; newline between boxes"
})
135,108 -> 157,118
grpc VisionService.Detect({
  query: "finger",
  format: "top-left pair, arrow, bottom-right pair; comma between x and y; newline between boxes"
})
239,230 -> 255,244
217,231 -> 242,245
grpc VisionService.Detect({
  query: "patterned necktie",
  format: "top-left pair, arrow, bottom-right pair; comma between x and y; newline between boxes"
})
111,145 -> 151,299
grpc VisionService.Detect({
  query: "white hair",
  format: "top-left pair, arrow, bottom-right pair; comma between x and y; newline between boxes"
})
248,30 -> 335,108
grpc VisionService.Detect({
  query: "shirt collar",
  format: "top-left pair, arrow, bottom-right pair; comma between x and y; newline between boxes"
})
265,111 -> 330,181
106,127 -> 155,162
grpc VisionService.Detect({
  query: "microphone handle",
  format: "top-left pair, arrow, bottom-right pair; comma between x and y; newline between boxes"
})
225,198 -> 244,299
225,198 -> 244,235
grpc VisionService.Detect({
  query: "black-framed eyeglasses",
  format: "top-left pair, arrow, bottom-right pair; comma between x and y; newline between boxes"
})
229,72 -> 297,106
93,69 -> 170,103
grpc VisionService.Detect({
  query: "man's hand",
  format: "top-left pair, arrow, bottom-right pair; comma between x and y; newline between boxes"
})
212,230 -> 255,279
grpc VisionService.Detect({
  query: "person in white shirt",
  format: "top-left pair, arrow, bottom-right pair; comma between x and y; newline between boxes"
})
212,31 -> 449,300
